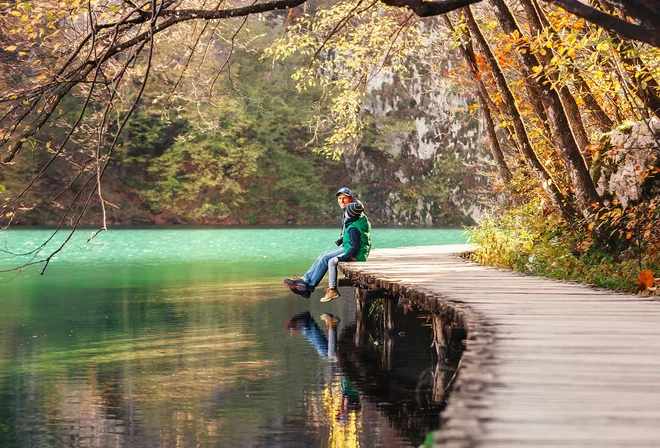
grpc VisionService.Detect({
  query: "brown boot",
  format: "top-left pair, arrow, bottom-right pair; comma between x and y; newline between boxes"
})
320,313 -> 340,329
320,287 -> 340,303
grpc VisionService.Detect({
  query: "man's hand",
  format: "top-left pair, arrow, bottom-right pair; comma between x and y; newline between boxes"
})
332,257 -> 339,264
335,238 -> 343,246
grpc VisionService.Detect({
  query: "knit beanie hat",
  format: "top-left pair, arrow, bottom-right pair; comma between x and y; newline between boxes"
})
345,201 -> 364,219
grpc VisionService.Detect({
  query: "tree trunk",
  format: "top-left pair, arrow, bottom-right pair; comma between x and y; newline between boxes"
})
539,0 -> 660,48
479,89 -> 514,183
464,8 -> 578,221
572,68 -> 615,132
600,0 -> 660,28
533,0 -> 614,132
489,0 -> 602,216
443,15 -> 513,183
520,0 -> 591,154
559,85 -> 592,154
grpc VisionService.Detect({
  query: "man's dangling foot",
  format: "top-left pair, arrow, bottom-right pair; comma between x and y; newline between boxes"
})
291,287 -> 311,299
284,277 -> 309,291
320,287 -> 340,303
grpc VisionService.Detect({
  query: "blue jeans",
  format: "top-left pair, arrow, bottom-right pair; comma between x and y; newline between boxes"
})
302,248 -> 344,292
328,256 -> 339,288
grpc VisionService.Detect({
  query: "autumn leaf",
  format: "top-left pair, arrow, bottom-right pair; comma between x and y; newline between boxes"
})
637,270 -> 655,289
596,41 -> 609,51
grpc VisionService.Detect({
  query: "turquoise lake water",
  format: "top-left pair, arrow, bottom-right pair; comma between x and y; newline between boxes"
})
0,228 -> 466,447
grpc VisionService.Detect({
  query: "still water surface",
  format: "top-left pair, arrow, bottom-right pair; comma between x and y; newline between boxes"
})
0,228 -> 465,447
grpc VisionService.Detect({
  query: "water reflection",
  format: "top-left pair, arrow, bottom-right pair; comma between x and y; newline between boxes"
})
338,310 -> 457,446
284,302 -> 464,447
2,328 -> 277,447
285,312 -> 362,427
1,271 -> 462,448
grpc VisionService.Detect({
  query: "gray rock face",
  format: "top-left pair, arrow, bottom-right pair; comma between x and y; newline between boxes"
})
594,118 -> 660,207
344,62 -> 488,226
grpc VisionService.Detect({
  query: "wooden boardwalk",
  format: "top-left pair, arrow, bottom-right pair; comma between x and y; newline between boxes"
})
339,245 -> 660,448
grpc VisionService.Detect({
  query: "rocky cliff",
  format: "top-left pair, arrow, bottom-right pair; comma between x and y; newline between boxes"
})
344,62 -> 488,226
594,118 -> 660,207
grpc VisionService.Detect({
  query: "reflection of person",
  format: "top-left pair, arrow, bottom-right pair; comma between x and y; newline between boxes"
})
284,311 -> 361,420
284,311 -> 332,358
284,187 -> 370,301
337,376 -> 362,422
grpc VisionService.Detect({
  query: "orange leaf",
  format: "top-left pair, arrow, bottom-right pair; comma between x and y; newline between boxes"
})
637,270 -> 655,288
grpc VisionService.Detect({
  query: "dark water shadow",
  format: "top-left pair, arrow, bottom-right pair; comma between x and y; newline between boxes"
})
335,305 -> 464,446
284,296 -> 465,447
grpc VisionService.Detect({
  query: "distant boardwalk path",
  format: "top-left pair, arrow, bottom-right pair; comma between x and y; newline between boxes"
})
340,245 -> 660,447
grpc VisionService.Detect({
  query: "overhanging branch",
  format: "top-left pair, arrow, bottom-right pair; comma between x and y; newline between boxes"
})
541,0 -> 660,47
375,0 -> 660,48
161,0 -> 308,20
379,0 -> 481,17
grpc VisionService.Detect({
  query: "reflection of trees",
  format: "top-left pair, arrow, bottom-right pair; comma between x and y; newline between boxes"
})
309,377 -> 363,448
2,277 -> 326,447
282,298 -> 465,447
2,326 -> 275,447
52,332 -> 275,446
286,312 -> 364,448
336,307 -> 463,447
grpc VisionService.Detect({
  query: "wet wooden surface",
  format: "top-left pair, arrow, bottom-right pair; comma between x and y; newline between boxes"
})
339,245 -> 660,447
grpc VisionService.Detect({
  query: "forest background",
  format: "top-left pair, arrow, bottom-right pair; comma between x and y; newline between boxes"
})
0,0 -> 658,292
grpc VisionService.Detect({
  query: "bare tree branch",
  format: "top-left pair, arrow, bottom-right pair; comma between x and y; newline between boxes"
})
541,0 -> 660,47
379,0 -> 481,17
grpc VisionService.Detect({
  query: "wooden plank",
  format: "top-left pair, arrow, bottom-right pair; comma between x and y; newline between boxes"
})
339,246 -> 660,447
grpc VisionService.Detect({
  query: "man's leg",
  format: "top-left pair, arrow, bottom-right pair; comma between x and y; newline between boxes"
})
320,256 -> 342,302
328,256 -> 339,289
302,248 -> 344,292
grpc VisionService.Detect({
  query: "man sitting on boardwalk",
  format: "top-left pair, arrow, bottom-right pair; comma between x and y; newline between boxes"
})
284,188 -> 371,301
320,201 -> 371,302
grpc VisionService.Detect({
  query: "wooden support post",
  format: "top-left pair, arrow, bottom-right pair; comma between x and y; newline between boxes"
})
354,287 -> 367,346
432,357 -> 450,403
448,326 -> 467,347
355,287 -> 366,321
432,313 -> 448,360
383,332 -> 394,371
384,296 -> 396,334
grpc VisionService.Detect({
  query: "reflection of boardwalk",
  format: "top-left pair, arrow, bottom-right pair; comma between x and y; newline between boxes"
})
340,245 -> 660,447
336,319 -> 461,446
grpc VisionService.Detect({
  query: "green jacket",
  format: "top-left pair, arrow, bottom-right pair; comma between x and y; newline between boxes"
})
343,215 -> 371,261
